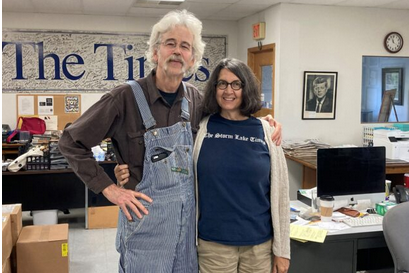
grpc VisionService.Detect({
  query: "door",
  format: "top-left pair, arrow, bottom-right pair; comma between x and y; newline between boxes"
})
248,44 -> 275,117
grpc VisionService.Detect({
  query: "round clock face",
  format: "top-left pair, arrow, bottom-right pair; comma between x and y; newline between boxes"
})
384,32 -> 404,53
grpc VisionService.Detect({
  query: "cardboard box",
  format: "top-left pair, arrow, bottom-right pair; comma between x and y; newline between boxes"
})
2,257 -> 11,273
2,204 -> 22,273
2,204 -> 22,246
2,215 -> 13,265
17,224 -> 69,273
87,205 -> 119,229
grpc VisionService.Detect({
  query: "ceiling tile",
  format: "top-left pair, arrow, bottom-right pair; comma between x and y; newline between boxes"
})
2,0 -> 409,20
31,0 -> 83,14
2,0 -> 35,12
379,0 -> 409,9
237,0 -> 283,5
128,7 -> 172,17
207,10 -> 256,21
225,3 -> 272,13
83,0 -> 135,15
178,2 -> 231,18
186,0 -> 239,3
335,0 -> 399,7
290,0 -> 344,5
206,15 -> 244,21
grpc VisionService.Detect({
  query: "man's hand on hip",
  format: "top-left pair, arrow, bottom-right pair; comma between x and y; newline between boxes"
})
102,184 -> 152,221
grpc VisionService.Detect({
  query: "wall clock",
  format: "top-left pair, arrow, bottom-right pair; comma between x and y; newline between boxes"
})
384,32 -> 403,53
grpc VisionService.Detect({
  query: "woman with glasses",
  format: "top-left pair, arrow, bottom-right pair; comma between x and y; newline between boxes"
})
193,58 -> 290,273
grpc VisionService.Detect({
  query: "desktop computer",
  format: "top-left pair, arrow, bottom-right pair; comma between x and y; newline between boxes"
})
317,146 -> 386,207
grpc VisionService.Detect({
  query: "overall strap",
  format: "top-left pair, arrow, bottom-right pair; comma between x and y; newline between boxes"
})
181,82 -> 190,121
127,81 -> 157,130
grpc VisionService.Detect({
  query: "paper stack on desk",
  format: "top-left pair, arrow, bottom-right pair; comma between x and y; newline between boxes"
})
49,140 -> 69,169
282,139 -> 331,158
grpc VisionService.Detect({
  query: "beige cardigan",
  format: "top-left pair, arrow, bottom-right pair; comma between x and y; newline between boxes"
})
193,115 -> 291,259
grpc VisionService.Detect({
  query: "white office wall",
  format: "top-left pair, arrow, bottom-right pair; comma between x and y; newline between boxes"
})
238,3 -> 409,146
237,3 -> 409,198
1,12 -> 238,126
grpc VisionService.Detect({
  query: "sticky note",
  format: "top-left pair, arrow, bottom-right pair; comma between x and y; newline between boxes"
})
61,243 -> 68,257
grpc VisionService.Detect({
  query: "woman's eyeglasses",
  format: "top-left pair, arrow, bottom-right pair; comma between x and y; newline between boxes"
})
216,80 -> 244,90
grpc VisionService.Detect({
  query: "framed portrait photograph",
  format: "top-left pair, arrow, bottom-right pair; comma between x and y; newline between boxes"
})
382,68 -> 403,105
302,71 -> 338,120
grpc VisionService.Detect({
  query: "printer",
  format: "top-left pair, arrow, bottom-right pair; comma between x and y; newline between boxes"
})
373,129 -> 409,161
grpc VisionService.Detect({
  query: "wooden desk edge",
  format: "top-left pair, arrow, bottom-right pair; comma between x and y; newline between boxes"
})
285,154 -> 317,169
285,154 -> 409,173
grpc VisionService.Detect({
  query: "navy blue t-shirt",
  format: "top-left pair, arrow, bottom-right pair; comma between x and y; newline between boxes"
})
197,114 -> 272,246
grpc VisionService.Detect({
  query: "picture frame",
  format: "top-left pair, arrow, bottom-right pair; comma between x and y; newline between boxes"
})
302,71 -> 338,120
382,68 -> 403,106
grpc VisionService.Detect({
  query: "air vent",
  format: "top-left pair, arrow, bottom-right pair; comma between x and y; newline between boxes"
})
133,0 -> 183,8
159,1 -> 182,5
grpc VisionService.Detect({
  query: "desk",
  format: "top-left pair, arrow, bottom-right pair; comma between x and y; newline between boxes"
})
286,154 -> 409,189
289,201 -> 393,273
2,162 -> 116,211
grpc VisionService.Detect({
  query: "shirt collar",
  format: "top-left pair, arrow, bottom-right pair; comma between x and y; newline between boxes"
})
316,96 -> 326,104
147,69 -> 185,105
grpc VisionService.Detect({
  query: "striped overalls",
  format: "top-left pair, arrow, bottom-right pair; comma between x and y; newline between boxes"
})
115,81 -> 197,273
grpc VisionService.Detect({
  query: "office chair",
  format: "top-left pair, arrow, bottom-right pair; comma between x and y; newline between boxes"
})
383,201 -> 409,273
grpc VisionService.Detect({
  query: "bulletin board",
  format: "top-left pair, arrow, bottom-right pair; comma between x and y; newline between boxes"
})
16,94 -> 81,130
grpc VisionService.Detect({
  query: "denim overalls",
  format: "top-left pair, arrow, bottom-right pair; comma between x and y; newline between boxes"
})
116,81 -> 197,273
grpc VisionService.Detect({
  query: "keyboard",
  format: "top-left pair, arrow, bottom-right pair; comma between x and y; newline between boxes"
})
343,215 -> 383,227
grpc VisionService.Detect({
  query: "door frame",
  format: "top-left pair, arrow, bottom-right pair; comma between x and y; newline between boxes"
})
247,43 -> 276,117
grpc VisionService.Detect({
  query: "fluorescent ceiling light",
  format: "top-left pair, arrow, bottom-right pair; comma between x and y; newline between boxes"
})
134,0 -> 184,7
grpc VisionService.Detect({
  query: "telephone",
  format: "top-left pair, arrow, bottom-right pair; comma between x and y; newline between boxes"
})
393,185 -> 409,204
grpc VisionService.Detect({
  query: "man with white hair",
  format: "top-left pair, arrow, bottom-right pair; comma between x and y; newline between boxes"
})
59,10 -> 281,272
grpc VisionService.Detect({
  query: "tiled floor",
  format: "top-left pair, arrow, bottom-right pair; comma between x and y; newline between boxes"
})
69,222 -> 119,273
23,209 -> 120,273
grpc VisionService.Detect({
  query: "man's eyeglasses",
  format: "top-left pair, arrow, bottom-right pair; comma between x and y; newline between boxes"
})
216,80 -> 244,90
161,39 -> 192,52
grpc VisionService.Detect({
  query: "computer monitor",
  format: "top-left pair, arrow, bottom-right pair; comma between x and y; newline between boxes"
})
317,146 -> 386,206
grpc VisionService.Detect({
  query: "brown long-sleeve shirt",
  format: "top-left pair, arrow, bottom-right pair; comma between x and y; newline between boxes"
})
58,70 -> 204,194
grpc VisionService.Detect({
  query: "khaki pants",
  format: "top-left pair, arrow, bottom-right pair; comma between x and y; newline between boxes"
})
197,238 -> 273,273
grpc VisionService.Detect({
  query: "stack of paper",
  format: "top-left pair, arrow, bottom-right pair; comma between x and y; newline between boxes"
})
31,134 -> 51,145
50,140 -> 69,170
282,139 -> 331,158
